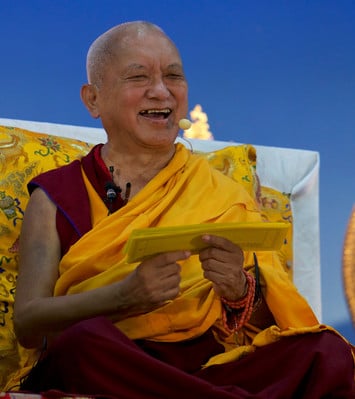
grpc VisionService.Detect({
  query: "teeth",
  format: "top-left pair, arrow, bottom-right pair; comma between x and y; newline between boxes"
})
141,108 -> 171,114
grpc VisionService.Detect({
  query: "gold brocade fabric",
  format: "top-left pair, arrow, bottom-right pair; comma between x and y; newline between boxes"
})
0,126 -> 93,389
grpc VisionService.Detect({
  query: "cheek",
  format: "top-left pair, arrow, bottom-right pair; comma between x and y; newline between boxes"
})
176,87 -> 189,114
181,85 -> 189,107
120,89 -> 146,112
181,100 -> 189,118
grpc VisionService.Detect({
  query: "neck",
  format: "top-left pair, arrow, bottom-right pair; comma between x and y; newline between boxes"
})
101,143 -> 176,196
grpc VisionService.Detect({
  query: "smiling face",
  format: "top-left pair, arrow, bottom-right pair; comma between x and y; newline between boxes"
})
82,23 -> 188,151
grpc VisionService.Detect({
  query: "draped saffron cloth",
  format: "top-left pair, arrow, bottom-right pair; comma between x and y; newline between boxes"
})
54,143 -> 319,341
6,143 -> 355,395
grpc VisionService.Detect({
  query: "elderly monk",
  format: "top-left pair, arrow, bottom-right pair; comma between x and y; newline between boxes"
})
6,21 -> 355,398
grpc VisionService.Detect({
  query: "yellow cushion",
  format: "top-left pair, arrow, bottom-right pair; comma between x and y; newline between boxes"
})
258,186 -> 293,279
0,125 -> 93,389
198,144 -> 258,200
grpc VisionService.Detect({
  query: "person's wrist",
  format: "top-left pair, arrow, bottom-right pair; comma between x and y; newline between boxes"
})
221,271 -> 256,332
221,270 -> 254,308
222,270 -> 249,303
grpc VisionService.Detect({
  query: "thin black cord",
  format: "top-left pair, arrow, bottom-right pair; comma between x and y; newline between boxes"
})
253,252 -> 262,299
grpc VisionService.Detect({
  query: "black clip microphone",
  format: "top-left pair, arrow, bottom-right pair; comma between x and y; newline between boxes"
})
105,181 -> 122,215
105,182 -> 118,201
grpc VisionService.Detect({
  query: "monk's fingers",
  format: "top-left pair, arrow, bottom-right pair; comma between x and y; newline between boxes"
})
134,252 -> 189,303
199,235 -> 244,264
202,234 -> 243,253
141,250 -> 191,269
202,265 -> 242,287
205,269 -> 247,300
137,250 -> 190,282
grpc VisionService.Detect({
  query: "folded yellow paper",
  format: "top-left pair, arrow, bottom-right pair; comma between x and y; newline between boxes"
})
124,221 -> 290,263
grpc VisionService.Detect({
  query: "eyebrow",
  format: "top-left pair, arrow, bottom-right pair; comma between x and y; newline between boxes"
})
123,64 -> 146,74
166,63 -> 184,72
123,62 -> 184,74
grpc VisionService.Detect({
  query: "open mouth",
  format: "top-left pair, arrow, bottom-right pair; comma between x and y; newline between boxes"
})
139,108 -> 172,120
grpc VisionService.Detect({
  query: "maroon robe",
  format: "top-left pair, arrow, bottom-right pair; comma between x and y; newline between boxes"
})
28,144 -> 122,256
20,317 -> 355,398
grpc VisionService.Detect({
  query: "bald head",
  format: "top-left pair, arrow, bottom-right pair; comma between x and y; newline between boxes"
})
86,21 -> 179,87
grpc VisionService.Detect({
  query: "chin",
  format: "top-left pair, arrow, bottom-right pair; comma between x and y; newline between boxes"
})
144,129 -> 178,146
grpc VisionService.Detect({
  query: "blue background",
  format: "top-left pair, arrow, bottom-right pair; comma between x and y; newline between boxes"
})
1,0 -> 354,341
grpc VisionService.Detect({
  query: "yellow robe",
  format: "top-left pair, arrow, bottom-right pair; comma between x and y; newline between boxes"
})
7,143 -> 327,388
55,144 -> 319,337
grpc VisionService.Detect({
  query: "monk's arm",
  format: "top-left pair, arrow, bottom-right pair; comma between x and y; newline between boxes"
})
14,188 -> 187,349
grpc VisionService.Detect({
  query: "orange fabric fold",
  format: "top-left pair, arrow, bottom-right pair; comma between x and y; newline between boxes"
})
55,143 -> 318,342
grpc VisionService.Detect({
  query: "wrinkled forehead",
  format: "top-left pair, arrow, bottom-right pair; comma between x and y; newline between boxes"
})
109,31 -> 183,75
87,23 -> 182,85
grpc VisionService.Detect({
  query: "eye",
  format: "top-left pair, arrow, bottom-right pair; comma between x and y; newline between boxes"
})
166,73 -> 185,80
127,75 -> 148,81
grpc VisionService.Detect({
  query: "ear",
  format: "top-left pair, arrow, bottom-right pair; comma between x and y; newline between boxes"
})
80,84 -> 100,119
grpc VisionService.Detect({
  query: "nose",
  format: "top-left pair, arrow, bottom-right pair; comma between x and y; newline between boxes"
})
146,77 -> 170,100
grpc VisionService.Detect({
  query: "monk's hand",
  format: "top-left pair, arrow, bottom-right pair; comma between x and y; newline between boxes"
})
199,235 -> 247,301
119,251 -> 190,315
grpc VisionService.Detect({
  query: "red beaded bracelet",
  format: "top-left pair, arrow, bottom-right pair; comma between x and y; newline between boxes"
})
221,270 -> 256,333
